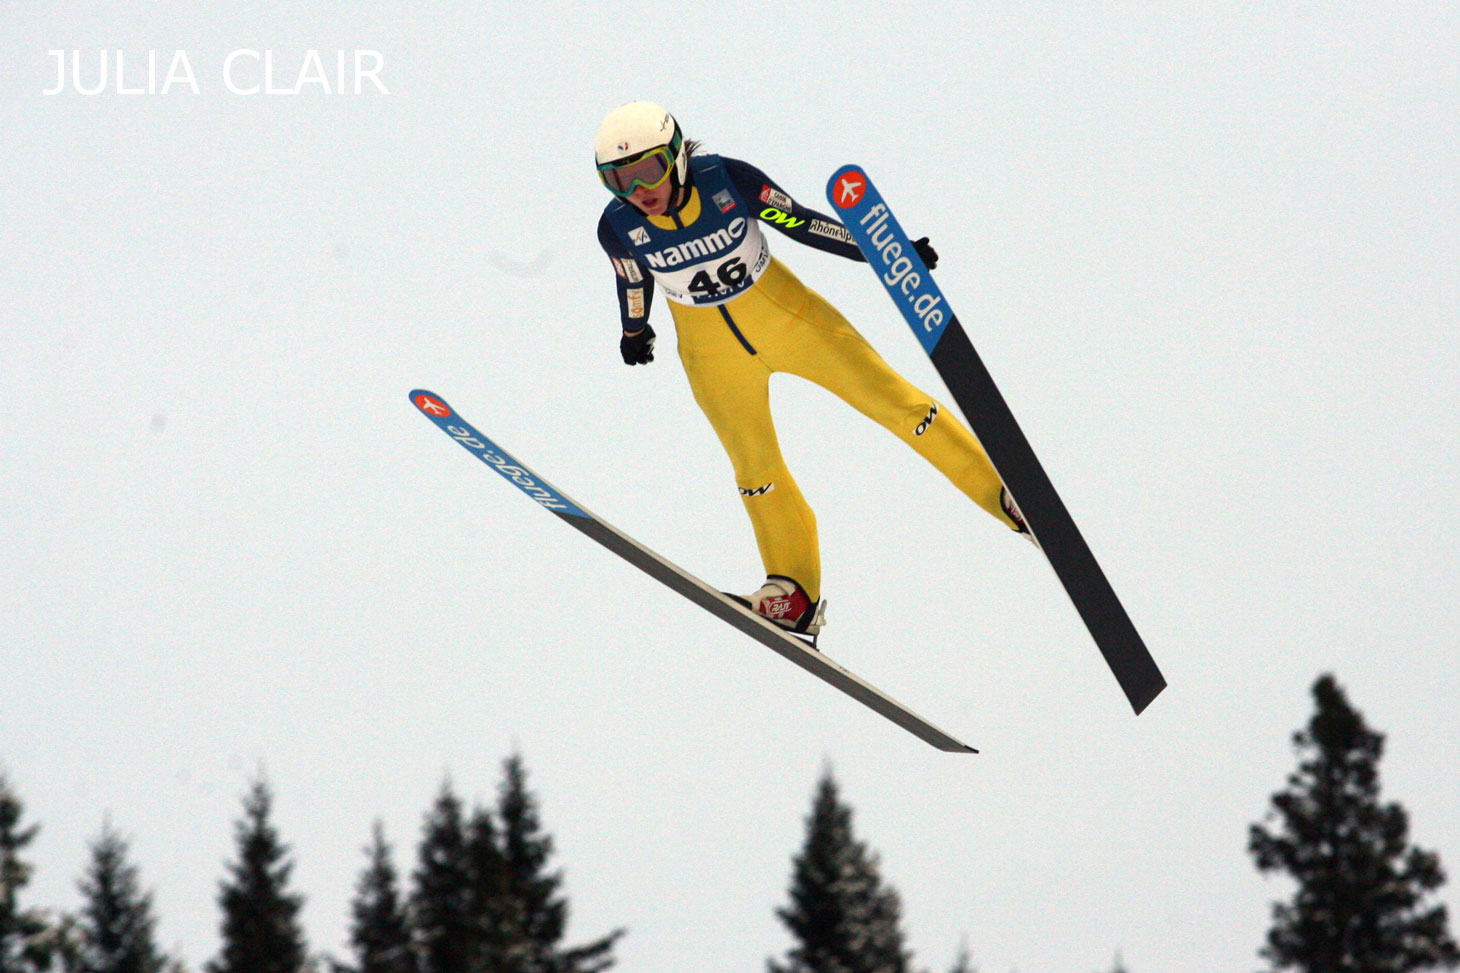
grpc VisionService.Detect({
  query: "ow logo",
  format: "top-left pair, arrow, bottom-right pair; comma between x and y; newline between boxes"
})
915,403 -> 938,436
739,483 -> 775,497
759,207 -> 805,230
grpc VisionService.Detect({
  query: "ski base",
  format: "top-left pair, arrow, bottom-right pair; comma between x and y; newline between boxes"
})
827,166 -> 1166,715
410,390 -> 977,753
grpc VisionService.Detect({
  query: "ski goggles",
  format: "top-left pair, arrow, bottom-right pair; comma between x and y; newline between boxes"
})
597,138 -> 680,197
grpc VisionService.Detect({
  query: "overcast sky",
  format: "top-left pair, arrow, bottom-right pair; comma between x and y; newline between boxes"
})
4,3 -> 1458,971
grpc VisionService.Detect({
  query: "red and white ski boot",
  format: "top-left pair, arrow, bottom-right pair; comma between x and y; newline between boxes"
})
734,575 -> 826,644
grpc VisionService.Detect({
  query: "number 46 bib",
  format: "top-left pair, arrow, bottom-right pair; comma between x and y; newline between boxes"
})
636,213 -> 771,307
603,154 -> 774,308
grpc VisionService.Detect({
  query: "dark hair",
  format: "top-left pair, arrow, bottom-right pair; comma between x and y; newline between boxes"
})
684,137 -> 701,159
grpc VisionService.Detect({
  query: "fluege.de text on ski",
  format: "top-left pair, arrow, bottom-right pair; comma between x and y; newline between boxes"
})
445,425 -> 574,514
43,49 -> 390,96
861,203 -> 945,334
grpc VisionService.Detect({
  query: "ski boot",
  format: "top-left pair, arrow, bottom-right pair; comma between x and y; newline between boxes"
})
1000,485 -> 1038,546
729,575 -> 826,648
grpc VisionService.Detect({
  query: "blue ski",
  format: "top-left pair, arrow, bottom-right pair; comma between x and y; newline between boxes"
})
409,390 -> 977,753
826,167 -> 1166,715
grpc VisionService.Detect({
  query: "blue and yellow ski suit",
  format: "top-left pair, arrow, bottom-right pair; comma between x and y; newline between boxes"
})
598,153 -> 1016,601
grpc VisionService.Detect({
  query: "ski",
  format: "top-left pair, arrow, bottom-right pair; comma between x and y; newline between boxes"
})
826,166 -> 1166,715
409,390 -> 977,753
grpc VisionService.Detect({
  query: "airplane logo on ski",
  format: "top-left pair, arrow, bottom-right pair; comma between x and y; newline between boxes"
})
414,393 -> 452,418
833,170 -> 866,209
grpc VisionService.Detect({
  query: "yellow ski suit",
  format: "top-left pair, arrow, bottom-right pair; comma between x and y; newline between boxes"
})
598,153 -> 1017,601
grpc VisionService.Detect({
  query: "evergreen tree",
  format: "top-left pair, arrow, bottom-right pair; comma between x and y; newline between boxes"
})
0,771 -> 61,972
946,939 -> 975,973
1249,674 -> 1460,972
345,823 -> 415,973
409,764 -> 623,973
206,778 -> 310,973
410,782 -> 474,973
462,805 -> 513,972
769,771 -> 913,973
70,819 -> 167,973
492,754 -> 621,973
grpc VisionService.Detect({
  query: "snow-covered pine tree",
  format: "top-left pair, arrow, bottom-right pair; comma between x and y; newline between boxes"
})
410,782 -> 474,973
0,772 -> 59,973
410,766 -> 622,973
72,818 -> 168,973
206,778 -> 310,973
492,754 -> 622,973
463,801 -> 514,971
946,939 -> 976,973
769,771 -> 913,973
1249,674 -> 1459,972
344,823 -> 415,973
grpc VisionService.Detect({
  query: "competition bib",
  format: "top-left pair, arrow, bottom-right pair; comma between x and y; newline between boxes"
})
636,214 -> 770,306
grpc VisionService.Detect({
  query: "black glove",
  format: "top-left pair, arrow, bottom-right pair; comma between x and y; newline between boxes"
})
913,236 -> 939,270
620,324 -> 656,365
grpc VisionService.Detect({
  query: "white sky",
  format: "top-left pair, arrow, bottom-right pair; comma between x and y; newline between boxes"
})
4,3 -> 1458,971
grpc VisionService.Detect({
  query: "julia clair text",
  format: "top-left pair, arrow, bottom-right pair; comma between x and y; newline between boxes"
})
44,49 -> 390,95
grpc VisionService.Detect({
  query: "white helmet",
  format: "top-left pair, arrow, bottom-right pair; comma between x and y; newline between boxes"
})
594,101 -> 688,195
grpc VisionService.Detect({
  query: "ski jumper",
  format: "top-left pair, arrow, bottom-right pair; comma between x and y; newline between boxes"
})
598,153 -> 1017,601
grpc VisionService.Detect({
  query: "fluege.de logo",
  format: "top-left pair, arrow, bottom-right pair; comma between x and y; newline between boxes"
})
828,166 -> 949,348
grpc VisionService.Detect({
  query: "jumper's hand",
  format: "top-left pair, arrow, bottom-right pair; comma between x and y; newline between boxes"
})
913,237 -> 939,270
620,324 -> 656,365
